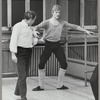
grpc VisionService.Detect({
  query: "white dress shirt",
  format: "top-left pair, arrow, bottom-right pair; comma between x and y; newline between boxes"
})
10,20 -> 38,53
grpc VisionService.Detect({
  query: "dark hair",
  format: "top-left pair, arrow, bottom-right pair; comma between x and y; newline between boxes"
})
24,10 -> 37,20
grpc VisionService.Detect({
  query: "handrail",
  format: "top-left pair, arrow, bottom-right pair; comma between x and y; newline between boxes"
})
67,33 -> 98,86
68,35 -> 98,39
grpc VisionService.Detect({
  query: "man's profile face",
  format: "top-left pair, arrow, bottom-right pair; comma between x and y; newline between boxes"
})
28,17 -> 36,26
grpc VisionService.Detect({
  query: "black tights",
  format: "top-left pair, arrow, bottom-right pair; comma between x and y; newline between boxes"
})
39,40 -> 68,70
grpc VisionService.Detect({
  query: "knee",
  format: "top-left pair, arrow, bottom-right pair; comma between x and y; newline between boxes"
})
18,73 -> 27,83
39,64 -> 45,69
61,62 -> 68,70
39,56 -> 46,69
39,66 -> 45,69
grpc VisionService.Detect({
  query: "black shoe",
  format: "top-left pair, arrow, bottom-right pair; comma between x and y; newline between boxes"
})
32,86 -> 44,91
21,96 -> 27,100
14,91 -> 20,96
57,85 -> 69,90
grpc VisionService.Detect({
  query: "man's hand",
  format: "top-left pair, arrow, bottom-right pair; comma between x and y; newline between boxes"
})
85,30 -> 94,36
32,37 -> 38,46
33,31 -> 41,39
12,53 -> 17,63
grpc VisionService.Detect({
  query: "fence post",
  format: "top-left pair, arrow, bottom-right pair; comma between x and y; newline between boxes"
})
84,33 -> 88,86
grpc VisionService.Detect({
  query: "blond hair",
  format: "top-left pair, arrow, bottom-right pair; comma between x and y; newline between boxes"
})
52,5 -> 61,12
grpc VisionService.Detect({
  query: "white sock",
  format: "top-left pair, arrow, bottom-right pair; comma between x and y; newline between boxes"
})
57,68 -> 66,88
38,69 -> 45,88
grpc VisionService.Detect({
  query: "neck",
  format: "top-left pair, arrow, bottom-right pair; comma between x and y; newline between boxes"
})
24,19 -> 29,25
49,17 -> 60,25
51,17 -> 60,21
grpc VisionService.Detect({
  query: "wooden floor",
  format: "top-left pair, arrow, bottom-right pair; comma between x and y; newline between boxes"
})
2,76 -> 95,100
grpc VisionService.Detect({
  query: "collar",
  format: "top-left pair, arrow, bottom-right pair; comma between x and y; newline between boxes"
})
21,20 -> 28,27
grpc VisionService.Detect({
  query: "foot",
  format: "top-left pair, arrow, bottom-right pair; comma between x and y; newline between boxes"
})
21,96 -> 27,100
57,85 -> 69,90
32,86 -> 44,91
14,91 -> 20,96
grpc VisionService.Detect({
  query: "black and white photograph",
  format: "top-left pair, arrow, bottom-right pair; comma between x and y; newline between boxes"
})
1,0 -> 99,100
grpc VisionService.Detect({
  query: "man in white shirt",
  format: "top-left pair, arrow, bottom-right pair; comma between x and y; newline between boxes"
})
10,11 -> 38,100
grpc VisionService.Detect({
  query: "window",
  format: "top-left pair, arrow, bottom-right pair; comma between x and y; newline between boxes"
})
2,0 -> 43,27
2,0 -> 97,30
2,0 -> 7,26
68,0 -> 80,25
12,0 -> 25,26
30,0 -> 43,25
68,0 -> 97,29
85,0 -> 97,25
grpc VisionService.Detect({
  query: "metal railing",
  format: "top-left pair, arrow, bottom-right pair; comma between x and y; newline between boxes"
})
68,33 -> 98,86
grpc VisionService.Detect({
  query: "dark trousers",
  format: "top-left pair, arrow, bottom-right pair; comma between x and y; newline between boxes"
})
39,40 -> 68,70
15,47 -> 32,98
90,65 -> 98,100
